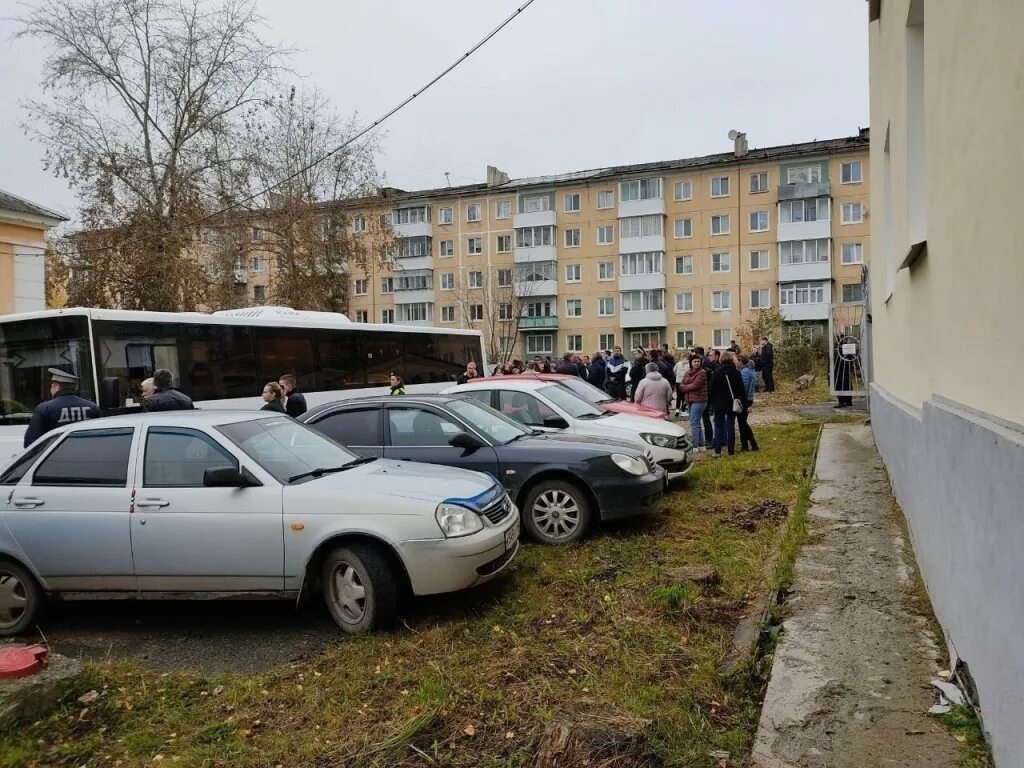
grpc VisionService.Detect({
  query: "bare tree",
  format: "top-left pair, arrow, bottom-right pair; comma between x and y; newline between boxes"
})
453,264 -> 544,370
18,0 -> 288,310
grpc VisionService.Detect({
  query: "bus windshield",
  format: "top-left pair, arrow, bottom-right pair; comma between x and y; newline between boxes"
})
0,315 -> 95,425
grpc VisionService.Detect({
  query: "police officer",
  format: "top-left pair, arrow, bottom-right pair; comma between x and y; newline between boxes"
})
23,368 -> 101,447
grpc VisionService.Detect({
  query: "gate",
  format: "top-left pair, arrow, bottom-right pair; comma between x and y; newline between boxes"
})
828,300 -> 869,399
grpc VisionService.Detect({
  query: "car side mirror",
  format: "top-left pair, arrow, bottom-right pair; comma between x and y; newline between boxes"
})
203,466 -> 249,487
449,432 -> 483,450
542,415 -> 569,430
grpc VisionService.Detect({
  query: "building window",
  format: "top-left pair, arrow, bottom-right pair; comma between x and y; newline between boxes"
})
520,193 -> 552,213
597,225 -> 614,245
516,226 -> 554,248
469,304 -> 484,322
749,211 -> 769,232
564,193 -> 581,212
516,261 -> 555,283
676,329 -> 694,349
468,271 -> 483,288
566,334 -> 583,353
780,281 -> 827,305
711,214 -> 730,235
786,165 -> 822,184
437,207 -> 453,225
675,292 -> 693,313
564,228 -> 581,247
841,202 -> 864,224
251,256 -> 266,272
841,242 -> 864,264
497,234 -> 512,253
381,309 -> 394,324
619,178 -> 662,201
712,329 -> 731,348
712,290 -> 731,311
253,284 -> 265,301
565,299 -> 582,318
565,264 -> 582,282
780,238 -> 829,265
467,237 -> 483,254
397,236 -> 431,258
749,250 -> 769,270
354,279 -> 367,295
524,299 -> 554,317
711,252 -> 731,273
673,180 -> 693,201
675,255 -> 693,275
251,227 -> 263,242
441,305 -> 456,323
440,272 -> 454,290
779,197 -> 830,223
599,333 -> 616,350
380,212 -> 394,228
355,310 -> 368,323
750,288 -> 770,308
673,218 -> 692,239
495,200 -> 511,219
397,302 -> 431,323
526,334 -> 554,355
497,268 -> 512,287
597,190 -> 614,209
620,251 -> 663,275
620,215 -> 663,238
598,297 -> 615,316
395,273 -> 431,291
842,283 -> 864,302
439,239 -> 454,257
598,261 -> 615,281
353,216 -> 367,233
621,289 -> 664,312
749,172 -> 769,193
395,207 -> 430,224
498,302 -> 513,320
380,277 -> 393,294
467,203 -> 481,222
711,176 -> 730,198
841,160 -> 863,184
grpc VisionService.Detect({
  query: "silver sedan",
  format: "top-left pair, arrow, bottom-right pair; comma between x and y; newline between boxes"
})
0,411 -> 519,635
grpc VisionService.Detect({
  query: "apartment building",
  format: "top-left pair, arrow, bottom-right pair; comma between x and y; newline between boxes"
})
338,132 -> 869,360
869,2 -> 1024,764
0,189 -> 66,313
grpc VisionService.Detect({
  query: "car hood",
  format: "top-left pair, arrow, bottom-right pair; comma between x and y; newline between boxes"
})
506,431 -> 648,457
599,412 -> 687,436
601,401 -> 664,418
297,458 -> 498,503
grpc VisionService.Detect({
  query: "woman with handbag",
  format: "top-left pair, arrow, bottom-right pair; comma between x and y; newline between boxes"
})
708,351 -> 745,457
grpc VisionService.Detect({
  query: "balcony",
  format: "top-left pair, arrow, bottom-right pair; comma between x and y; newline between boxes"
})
513,209 -> 556,229
621,308 -> 667,328
513,245 -> 557,264
519,315 -> 559,330
395,255 -> 433,271
778,261 -> 832,282
778,181 -> 831,200
393,220 -> 432,239
619,235 -> 665,255
618,197 -> 665,218
515,279 -> 558,298
618,272 -> 666,292
778,218 -> 831,242
394,288 -> 435,305
779,301 -> 830,321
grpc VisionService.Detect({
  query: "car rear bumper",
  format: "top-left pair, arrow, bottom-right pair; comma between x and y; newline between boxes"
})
592,469 -> 666,521
397,510 -> 520,595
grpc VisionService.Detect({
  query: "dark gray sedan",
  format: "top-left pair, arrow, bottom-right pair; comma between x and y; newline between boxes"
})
299,394 -> 666,545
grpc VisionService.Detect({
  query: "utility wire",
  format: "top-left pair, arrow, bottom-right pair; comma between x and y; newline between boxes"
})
74,0 -> 540,255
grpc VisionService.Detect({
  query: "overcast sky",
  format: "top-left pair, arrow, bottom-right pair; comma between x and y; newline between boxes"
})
0,0 -> 868,221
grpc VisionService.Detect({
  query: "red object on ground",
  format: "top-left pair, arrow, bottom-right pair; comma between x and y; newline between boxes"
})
0,644 -> 48,679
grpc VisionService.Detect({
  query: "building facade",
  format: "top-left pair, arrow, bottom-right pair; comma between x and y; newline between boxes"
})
868,2 -> 1024,765
0,190 -> 67,314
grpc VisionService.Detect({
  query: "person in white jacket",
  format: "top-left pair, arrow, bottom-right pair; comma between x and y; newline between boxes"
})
672,357 -> 689,417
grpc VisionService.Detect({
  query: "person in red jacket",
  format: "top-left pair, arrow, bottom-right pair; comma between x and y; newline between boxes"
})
680,355 -> 709,449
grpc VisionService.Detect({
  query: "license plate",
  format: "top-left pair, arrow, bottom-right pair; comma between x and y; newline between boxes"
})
504,522 -> 519,551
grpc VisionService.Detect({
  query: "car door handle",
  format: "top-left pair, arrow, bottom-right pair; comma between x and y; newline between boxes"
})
12,497 -> 44,508
136,498 -> 169,508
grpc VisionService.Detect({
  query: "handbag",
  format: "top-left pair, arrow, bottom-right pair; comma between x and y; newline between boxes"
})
725,373 -> 743,415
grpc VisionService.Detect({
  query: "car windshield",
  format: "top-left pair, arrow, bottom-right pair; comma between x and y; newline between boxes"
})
447,397 -> 530,444
217,416 -> 359,484
538,385 -> 605,419
557,377 -> 613,405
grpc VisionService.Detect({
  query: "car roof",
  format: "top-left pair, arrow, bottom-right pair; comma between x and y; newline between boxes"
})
59,409 -> 282,432
446,379 -> 548,392
470,373 -> 572,382
300,393 -> 463,420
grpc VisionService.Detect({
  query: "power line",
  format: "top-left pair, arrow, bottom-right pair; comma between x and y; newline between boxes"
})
75,0 -> 540,255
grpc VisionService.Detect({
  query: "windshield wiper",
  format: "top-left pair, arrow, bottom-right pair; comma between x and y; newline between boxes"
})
505,432 -> 535,444
288,456 -> 377,483
577,412 -> 605,420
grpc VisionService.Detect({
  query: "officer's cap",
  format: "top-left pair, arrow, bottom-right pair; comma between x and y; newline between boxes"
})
48,368 -> 78,384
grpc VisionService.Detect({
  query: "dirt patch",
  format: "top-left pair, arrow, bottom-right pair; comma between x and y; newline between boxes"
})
533,708 -> 658,768
725,500 -> 789,531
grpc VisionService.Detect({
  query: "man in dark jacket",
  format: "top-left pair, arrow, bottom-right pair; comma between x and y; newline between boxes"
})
587,352 -> 607,390
141,369 -> 194,411
627,348 -> 648,401
278,373 -> 308,417
605,348 -> 628,399
660,343 -> 676,372
456,361 -> 479,385
708,353 -> 745,457
760,337 -> 775,392
23,368 -> 101,447
555,353 -> 578,376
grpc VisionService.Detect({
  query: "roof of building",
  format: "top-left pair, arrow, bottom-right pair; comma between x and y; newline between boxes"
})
0,188 -> 68,223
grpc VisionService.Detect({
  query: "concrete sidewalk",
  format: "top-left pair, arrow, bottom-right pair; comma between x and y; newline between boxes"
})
752,423 -> 963,767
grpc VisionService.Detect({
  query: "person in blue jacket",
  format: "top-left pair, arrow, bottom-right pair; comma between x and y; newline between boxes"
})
736,354 -> 760,451
23,368 -> 100,447
587,351 -> 607,389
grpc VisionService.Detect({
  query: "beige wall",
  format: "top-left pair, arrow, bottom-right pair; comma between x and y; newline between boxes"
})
0,220 -> 50,315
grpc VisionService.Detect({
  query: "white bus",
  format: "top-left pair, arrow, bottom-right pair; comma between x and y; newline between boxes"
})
0,306 -> 486,457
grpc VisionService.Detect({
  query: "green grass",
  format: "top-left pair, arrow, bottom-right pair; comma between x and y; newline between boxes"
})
936,706 -> 993,768
0,421 -> 823,768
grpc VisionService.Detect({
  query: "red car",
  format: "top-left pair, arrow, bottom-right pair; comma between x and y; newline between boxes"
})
466,372 -> 666,419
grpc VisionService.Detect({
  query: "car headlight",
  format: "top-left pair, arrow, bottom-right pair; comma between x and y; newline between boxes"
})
640,432 -> 676,448
435,503 -> 484,537
611,453 -> 647,476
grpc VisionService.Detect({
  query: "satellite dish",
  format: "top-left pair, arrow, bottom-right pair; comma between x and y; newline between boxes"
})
727,129 -> 739,140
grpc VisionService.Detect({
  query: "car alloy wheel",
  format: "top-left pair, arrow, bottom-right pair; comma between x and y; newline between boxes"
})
0,560 -> 42,637
321,544 -> 397,635
522,479 -> 593,544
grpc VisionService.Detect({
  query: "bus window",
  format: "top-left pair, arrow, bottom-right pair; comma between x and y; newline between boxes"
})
0,316 -> 94,422
434,336 -> 479,379
363,332 -> 403,387
254,327 -> 317,391
315,329 -> 364,390
93,320 -> 182,406
403,333 -> 464,385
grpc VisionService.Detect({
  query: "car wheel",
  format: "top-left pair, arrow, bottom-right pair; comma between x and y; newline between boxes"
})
0,559 -> 42,637
321,544 -> 397,634
522,480 -> 592,545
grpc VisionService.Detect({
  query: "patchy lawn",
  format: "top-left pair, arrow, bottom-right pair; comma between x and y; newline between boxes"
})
756,374 -> 834,408
1,421 -> 822,768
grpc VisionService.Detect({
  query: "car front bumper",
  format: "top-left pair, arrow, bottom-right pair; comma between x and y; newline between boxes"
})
397,509 -> 521,596
591,467 -> 667,521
